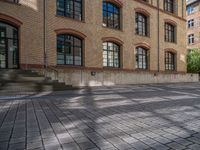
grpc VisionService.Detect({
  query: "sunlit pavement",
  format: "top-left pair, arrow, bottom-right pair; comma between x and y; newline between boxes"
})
1,83 -> 200,150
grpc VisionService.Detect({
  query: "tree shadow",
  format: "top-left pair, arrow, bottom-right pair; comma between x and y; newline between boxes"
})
0,84 -> 200,149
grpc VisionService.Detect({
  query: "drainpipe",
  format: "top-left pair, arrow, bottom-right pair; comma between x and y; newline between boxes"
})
182,0 -> 184,18
44,0 -> 47,68
157,0 -> 160,72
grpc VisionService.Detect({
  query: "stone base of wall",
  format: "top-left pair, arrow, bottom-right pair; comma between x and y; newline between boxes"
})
37,69 -> 199,87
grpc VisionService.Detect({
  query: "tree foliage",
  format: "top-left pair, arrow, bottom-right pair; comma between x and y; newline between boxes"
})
187,49 -> 200,73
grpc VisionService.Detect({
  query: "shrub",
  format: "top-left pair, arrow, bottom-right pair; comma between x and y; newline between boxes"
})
187,49 -> 200,74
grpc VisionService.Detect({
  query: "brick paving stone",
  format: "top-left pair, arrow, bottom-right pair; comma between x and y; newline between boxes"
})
131,141 -> 150,150
173,138 -> 193,146
58,137 -> 74,144
113,142 -> 133,150
193,133 -> 200,138
122,136 -> 139,144
167,142 -> 186,150
139,137 -> 157,145
187,136 -> 200,144
27,136 -> 42,143
78,141 -> 97,150
8,142 -> 26,150
27,141 -> 43,150
95,141 -> 115,149
154,136 -> 172,144
188,144 -> 200,150
0,142 -> 8,150
9,137 -> 26,144
62,142 -> 81,150
0,83 -> 200,150
150,142 -> 170,150
87,148 -> 100,150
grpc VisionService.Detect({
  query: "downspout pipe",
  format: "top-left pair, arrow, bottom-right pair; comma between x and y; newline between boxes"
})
44,0 -> 47,68
157,0 -> 160,72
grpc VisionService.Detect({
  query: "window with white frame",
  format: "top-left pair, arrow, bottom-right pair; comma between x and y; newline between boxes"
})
188,34 -> 194,44
188,19 -> 194,28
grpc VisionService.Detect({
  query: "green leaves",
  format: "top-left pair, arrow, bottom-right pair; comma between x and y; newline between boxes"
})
187,49 -> 200,73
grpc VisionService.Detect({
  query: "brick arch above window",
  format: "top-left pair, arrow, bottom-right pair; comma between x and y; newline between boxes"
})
135,8 -> 150,17
102,37 -> 123,46
164,19 -> 177,26
164,48 -> 177,54
0,13 -> 22,27
135,42 -> 151,49
55,29 -> 86,40
104,0 -> 123,7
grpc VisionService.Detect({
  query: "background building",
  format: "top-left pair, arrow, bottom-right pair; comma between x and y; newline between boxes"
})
1,0 -> 196,86
186,0 -> 200,50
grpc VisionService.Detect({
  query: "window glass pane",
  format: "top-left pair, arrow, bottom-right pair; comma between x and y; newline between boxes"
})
57,34 -> 82,66
57,0 -> 82,21
136,47 -> 148,69
103,2 -> 120,29
165,23 -> 175,42
165,52 -> 175,71
136,13 -> 148,36
103,42 -> 120,68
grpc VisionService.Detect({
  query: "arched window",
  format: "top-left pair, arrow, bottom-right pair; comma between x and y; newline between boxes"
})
165,23 -> 175,43
57,0 -> 82,21
0,22 -> 19,69
136,47 -> 148,70
103,42 -> 120,68
135,13 -> 148,36
57,34 -> 82,66
103,2 -> 120,29
165,51 -> 176,71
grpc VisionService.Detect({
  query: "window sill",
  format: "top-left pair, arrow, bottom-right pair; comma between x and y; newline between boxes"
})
103,67 -> 122,71
55,15 -> 85,23
163,10 -> 177,16
135,68 -> 149,72
135,34 -> 150,38
165,70 -> 177,73
102,25 -> 123,32
188,27 -> 194,30
188,43 -> 195,45
56,65 -> 84,69
165,41 -> 177,45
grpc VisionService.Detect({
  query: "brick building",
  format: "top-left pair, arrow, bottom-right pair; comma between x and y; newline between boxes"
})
1,0 -> 196,86
186,0 -> 200,50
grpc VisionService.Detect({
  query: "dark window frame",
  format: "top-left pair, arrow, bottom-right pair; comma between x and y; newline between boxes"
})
56,0 -> 83,21
103,42 -> 120,68
136,47 -> 149,70
165,23 -> 176,43
164,0 -> 175,14
103,1 -> 121,30
0,21 -> 19,69
135,12 -> 148,37
165,51 -> 176,71
57,34 -> 83,66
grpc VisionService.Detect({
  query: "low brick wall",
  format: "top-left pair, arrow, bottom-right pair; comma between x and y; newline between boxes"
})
38,69 -> 199,87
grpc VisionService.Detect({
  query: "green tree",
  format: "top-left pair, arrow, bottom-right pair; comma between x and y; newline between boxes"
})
187,49 -> 200,73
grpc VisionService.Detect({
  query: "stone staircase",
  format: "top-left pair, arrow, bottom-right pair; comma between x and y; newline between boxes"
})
0,69 -> 73,95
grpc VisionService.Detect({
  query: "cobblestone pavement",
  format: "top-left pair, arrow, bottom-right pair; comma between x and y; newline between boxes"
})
1,83 -> 200,150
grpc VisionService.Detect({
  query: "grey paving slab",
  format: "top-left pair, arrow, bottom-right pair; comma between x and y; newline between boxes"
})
0,83 -> 200,150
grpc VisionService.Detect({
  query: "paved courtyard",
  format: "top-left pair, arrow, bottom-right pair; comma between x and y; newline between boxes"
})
1,83 -> 200,150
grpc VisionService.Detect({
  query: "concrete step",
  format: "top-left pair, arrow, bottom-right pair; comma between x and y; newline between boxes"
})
0,69 -> 73,93
0,82 -> 72,92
